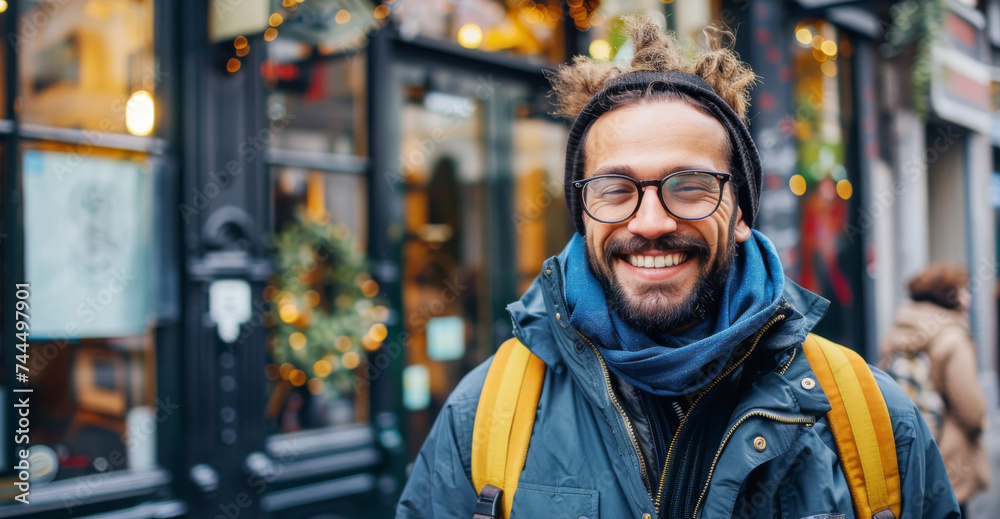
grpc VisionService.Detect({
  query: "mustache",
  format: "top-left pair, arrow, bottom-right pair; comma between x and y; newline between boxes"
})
602,234 -> 711,264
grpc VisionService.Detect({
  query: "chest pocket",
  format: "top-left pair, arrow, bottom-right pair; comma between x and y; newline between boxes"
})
510,482 -> 599,519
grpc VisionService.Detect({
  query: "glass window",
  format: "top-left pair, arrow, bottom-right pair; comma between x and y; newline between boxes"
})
17,0 -> 155,135
580,0 -> 722,61
265,168 -> 375,434
19,143 -> 158,483
264,46 -> 367,156
789,19 -> 857,344
397,68 -> 491,457
393,0 -> 565,64
512,97 -> 572,294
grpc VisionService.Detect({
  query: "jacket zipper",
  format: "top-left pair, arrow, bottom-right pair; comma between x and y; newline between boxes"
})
778,342 -> 797,375
691,410 -> 816,518
574,329 -> 654,500
652,312 -> 787,515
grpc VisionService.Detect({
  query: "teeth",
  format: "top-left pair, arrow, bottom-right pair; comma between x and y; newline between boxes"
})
627,253 -> 688,269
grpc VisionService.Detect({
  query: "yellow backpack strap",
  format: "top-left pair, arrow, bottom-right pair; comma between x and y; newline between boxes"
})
471,338 -> 546,519
803,334 -> 901,519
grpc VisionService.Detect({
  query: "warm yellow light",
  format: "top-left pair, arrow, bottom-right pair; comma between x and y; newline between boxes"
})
362,335 -> 382,352
269,13 -> 284,26
264,28 -> 278,41
125,90 -> 155,136
236,46 -> 250,57
279,363 -> 295,379
821,61 -> 837,77
335,336 -> 352,352
289,369 -> 307,386
837,179 -> 853,200
335,294 -> 353,309
234,36 -> 248,49
369,323 -> 388,342
589,39 -> 611,61
457,23 -> 483,49
812,35 -> 824,49
789,174 -> 807,196
361,280 -> 380,297
335,9 -> 351,24
226,58 -> 241,73
342,351 -> 361,370
289,331 -> 307,350
374,5 -> 390,19
795,28 -> 812,45
821,40 -> 838,56
304,290 -> 320,307
307,378 -> 324,395
0,1 -> 8,13
373,305 -> 390,321
313,359 -> 333,377
525,6 -> 545,24
279,304 -> 299,323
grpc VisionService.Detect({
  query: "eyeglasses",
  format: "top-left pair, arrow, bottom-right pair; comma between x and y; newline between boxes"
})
573,171 -> 733,224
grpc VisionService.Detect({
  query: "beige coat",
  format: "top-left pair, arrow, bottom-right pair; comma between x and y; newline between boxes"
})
879,301 -> 991,503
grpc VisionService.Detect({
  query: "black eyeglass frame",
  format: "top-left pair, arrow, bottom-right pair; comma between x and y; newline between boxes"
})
572,170 -> 734,224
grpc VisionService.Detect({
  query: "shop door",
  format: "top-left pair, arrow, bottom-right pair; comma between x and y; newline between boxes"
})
391,63 -> 572,458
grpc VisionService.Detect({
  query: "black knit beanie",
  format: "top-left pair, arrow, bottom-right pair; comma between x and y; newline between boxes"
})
563,70 -> 762,235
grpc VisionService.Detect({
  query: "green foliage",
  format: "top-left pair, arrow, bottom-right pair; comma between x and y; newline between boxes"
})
881,0 -> 947,120
269,212 -> 385,390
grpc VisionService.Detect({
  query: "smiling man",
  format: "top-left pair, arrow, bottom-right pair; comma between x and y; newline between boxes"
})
396,17 -> 958,519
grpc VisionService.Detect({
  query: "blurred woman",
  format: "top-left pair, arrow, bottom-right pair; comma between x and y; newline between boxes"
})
880,264 -> 990,513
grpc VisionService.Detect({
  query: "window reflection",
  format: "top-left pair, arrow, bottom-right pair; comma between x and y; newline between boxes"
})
513,98 -> 572,294
393,0 -> 565,63
790,19 -> 856,343
581,0 -> 720,62
18,0 -> 155,134
264,47 -> 367,156
18,144 -> 157,484
265,168 -> 374,434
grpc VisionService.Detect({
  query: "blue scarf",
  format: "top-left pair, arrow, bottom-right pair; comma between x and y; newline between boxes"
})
562,230 -> 784,396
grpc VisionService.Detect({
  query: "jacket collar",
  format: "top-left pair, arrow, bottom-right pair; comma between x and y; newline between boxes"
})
506,255 -> 834,416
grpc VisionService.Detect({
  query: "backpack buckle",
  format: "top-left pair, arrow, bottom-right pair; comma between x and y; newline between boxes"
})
472,484 -> 503,519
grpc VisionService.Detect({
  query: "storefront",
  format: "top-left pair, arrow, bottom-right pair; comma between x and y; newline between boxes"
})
0,1 -> 724,518
12,1 -> 966,517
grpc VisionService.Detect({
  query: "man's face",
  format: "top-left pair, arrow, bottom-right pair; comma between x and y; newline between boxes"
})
582,100 -> 751,332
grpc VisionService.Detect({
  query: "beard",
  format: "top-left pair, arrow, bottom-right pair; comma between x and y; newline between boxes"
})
587,216 -> 738,334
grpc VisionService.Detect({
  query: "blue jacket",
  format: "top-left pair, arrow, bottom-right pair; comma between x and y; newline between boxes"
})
396,256 -> 960,518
